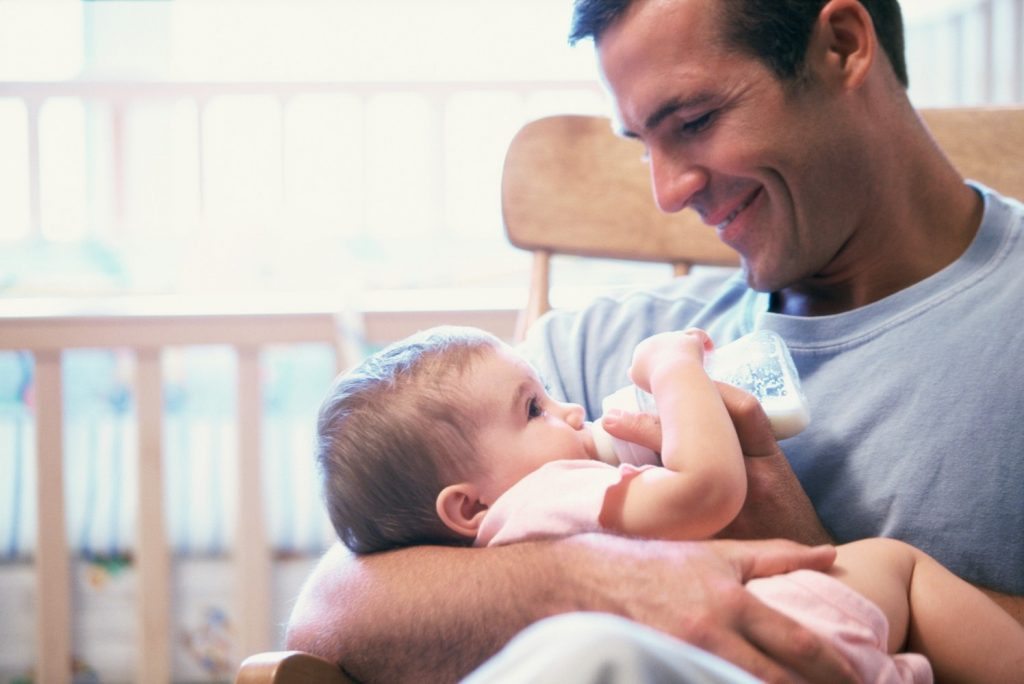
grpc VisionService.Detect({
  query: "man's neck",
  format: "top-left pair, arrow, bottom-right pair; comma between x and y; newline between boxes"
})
769,180 -> 983,318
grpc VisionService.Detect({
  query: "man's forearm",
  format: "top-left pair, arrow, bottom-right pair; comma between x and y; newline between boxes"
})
286,536 -> 859,684
286,542 -> 576,683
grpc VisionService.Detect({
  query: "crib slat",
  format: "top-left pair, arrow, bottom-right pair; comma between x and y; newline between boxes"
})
235,345 -> 273,660
136,347 -> 172,683
34,351 -> 71,684
0,303 -> 397,677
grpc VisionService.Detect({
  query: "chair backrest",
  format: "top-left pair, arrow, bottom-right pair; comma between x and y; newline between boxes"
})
501,114 -> 737,338
502,107 -> 1024,336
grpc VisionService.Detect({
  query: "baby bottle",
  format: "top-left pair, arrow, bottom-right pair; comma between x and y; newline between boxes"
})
589,330 -> 811,465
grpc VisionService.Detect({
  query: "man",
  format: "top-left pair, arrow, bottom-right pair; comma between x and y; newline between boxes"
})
287,1 -> 1024,681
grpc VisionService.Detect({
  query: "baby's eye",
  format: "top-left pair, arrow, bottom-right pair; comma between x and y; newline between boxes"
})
527,396 -> 544,420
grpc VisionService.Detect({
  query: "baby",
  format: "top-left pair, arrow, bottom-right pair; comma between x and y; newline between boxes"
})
316,325 -> 1024,683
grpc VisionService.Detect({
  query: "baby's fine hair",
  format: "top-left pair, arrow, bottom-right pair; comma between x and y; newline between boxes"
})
316,326 -> 502,554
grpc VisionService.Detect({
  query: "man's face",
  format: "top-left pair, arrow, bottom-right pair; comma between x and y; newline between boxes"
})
597,0 -> 860,293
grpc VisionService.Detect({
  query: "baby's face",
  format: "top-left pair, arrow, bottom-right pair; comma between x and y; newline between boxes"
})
464,345 -> 598,504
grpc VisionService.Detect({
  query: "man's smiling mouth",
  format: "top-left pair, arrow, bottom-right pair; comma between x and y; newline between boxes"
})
717,190 -> 759,230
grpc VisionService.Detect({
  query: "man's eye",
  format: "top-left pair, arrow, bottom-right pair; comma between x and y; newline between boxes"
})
678,111 -> 714,136
527,396 -> 543,419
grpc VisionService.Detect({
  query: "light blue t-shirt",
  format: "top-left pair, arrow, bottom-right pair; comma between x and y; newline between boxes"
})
521,183 -> 1024,595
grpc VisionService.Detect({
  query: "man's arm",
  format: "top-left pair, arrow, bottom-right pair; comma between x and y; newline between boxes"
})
286,542 -> 552,683
717,448 -> 833,544
286,535 -> 858,683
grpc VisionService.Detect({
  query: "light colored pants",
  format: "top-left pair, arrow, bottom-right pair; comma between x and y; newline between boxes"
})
462,612 -> 757,684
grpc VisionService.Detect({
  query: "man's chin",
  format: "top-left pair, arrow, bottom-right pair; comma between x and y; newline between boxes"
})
740,263 -> 770,293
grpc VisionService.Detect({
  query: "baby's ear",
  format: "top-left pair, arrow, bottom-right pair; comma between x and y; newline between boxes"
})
436,483 -> 488,538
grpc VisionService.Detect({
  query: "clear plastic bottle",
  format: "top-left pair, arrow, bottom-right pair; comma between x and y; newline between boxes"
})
589,330 -> 810,465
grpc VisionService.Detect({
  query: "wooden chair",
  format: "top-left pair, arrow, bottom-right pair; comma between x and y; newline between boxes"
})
236,651 -> 354,684
233,105 -> 1024,684
502,107 -> 1024,337
501,114 -> 739,340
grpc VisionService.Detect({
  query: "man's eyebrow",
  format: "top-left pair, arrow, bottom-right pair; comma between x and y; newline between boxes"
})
620,93 -> 716,139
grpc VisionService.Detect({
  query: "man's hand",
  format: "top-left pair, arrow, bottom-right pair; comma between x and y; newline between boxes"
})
712,383 -> 832,544
564,535 -> 858,683
601,383 -> 832,544
287,537 -> 858,684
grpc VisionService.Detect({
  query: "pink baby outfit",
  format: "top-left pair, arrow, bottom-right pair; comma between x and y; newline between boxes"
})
475,460 -> 933,684
747,570 -> 931,683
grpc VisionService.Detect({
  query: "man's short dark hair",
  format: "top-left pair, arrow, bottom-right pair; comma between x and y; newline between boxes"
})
569,0 -> 908,88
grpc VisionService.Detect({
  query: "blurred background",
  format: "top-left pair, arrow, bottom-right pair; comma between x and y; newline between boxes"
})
0,0 -> 1020,303
0,0 -> 1021,681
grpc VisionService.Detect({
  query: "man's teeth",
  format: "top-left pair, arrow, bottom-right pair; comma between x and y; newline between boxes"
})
718,196 -> 753,229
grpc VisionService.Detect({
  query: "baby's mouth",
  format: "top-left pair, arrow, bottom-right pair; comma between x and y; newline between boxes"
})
581,422 -> 601,461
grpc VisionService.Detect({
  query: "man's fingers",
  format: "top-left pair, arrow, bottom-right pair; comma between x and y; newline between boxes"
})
603,383 -> 778,458
740,594 -> 860,684
674,582 -> 855,684
682,625 -> 797,684
715,382 -> 777,457
723,539 -> 838,580
601,409 -> 662,452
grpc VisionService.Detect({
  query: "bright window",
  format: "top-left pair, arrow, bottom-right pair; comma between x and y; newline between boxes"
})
39,98 -> 89,242
0,0 -> 1019,300
0,99 -> 30,241
0,0 -> 619,300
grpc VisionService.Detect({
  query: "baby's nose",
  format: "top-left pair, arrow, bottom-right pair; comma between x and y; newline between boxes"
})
563,402 -> 586,430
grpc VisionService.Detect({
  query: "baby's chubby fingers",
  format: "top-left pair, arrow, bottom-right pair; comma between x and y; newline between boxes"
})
629,329 -> 714,389
681,327 -> 715,354
600,408 -> 662,453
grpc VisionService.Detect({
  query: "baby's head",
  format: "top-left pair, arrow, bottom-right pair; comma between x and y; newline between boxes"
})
317,325 -> 596,554
316,326 -> 501,554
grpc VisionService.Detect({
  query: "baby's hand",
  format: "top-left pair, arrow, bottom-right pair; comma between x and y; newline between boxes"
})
629,329 -> 714,392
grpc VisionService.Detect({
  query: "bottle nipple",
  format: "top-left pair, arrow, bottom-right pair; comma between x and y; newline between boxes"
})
588,419 -> 620,464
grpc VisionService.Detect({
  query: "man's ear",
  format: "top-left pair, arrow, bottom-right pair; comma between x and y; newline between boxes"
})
808,0 -> 876,90
436,483 -> 488,538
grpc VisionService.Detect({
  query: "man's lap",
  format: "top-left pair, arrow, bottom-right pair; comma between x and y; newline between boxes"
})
462,612 -> 757,684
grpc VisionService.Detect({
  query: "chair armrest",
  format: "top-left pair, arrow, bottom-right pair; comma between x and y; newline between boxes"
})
236,650 -> 356,684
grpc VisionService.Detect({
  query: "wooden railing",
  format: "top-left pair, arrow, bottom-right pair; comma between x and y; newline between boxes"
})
0,295 -> 516,683
1,296 -> 348,684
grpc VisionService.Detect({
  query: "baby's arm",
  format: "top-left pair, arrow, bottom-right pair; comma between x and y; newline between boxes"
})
600,330 -> 746,540
830,538 -> 1024,682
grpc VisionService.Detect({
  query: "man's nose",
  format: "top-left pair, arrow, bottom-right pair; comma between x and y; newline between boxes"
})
649,150 -> 708,215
